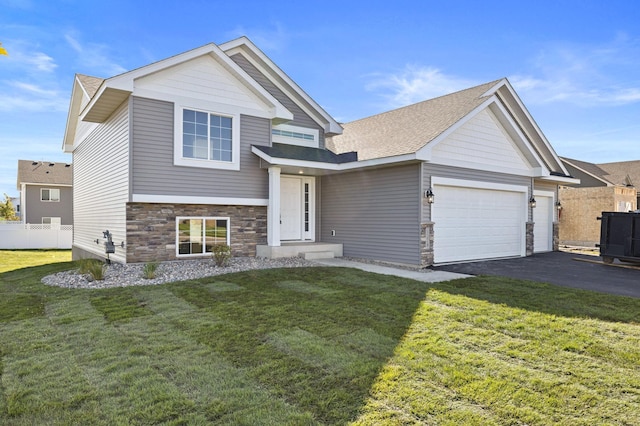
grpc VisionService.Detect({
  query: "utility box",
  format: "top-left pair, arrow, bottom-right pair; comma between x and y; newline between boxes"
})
598,211 -> 640,263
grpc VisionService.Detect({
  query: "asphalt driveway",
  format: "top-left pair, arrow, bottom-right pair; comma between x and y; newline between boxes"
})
434,251 -> 640,298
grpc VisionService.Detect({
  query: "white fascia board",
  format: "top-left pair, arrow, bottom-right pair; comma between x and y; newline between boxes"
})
132,194 -> 268,206
221,37 -> 342,135
252,146 -> 417,171
416,96 -> 497,161
84,42 -> 293,123
417,96 -> 551,177
498,79 -> 571,176
489,100 -> 549,175
539,175 -> 581,185
62,78 -> 86,151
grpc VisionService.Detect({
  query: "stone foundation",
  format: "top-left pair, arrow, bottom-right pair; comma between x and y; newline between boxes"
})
420,222 -> 434,267
126,203 -> 267,263
526,222 -> 534,256
553,222 -> 559,251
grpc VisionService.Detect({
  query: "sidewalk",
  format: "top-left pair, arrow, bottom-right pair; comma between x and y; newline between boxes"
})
311,258 -> 470,283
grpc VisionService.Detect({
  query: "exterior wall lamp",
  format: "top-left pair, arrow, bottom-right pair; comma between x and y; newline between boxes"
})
555,201 -> 562,211
425,188 -> 435,204
529,196 -> 537,208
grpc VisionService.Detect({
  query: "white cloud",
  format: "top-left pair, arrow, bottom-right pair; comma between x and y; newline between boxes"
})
64,32 -> 127,76
1,42 -> 57,73
510,36 -> 640,107
0,81 -> 67,112
366,66 -> 478,108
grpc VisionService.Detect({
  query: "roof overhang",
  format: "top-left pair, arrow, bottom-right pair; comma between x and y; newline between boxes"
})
76,41 -> 294,126
252,145 -> 418,175
416,94 -> 551,178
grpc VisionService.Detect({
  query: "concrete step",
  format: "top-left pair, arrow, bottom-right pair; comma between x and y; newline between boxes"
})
300,251 -> 335,260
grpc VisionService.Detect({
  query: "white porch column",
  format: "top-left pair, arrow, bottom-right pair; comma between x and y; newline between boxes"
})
267,166 -> 281,247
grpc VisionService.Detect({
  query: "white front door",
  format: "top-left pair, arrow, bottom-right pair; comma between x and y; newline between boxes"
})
280,176 -> 315,241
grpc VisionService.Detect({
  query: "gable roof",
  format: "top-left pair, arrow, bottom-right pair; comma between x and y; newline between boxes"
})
220,37 -> 342,136
597,160 -> 640,187
326,78 -> 572,180
63,39 -> 297,151
17,160 -> 72,189
561,157 -> 612,185
327,80 -> 501,160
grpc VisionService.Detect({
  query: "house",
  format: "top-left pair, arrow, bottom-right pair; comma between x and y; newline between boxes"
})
559,157 -> 638,246
63,36 -> 576,266
16,160 -> 73,227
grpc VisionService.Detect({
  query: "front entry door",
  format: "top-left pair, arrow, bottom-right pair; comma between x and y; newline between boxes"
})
280,177 -> 302,240
280,176 -> 315,241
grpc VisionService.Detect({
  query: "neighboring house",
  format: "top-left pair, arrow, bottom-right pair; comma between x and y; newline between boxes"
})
63,36 -> 576,266
16,160 -> 73,226
9,196 -> 20,220
559,157 -> 638,246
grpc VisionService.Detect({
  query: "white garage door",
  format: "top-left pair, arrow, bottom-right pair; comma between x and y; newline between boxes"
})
433,183 -> 526,263
533,193 -> 553,253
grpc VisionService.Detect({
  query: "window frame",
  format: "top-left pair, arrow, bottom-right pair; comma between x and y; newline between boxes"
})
174,105 -> 240,171
175,216 -> 231,258
41,188 -> 60,202
271,123 -> 319,148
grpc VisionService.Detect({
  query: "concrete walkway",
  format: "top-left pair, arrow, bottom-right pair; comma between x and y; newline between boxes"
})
311,258 -> 470,283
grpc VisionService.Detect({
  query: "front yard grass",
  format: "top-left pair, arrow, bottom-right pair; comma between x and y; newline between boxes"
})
0,256 -> 639,425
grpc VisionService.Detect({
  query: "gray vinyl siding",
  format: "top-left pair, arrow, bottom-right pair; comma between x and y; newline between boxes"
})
131,96 -> 269,199
73,100 -> 129,262
321,164 -> 421,265
563,163 -> 607,187
422,163 -> 532,222
229,53 -> 325,148
24,185 -> 73,225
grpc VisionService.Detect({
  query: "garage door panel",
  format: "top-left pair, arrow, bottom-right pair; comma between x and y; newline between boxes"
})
533,195 -> 553,252
433,185 -> 525,263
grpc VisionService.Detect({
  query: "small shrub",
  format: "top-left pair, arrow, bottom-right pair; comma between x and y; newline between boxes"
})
77,258 -> 106,281
142,262 -> 159,279
212,244 -> 232,267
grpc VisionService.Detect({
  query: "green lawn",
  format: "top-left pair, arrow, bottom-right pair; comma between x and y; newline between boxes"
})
0,251 -> 639,425
0,250 -> 71,274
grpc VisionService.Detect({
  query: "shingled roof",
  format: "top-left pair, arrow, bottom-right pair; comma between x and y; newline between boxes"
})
76,74 -> 104,98
561,157 -> 611,183
598,160 -> 640,187
326,79 -> 503,161
17,160 -> 73,189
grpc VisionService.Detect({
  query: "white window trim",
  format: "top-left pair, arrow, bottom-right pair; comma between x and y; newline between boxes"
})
272,123 -> 319,148
41,188 -> 60,202
174,104 -> 240,171
175,216 -> 231,258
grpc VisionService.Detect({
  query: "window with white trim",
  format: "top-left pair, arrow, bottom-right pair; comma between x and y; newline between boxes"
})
175,106 -> 240,170
41,188 -> 60,202
271,124 -> 319,148
177,217 -> 230,256
42,217 -> 61,225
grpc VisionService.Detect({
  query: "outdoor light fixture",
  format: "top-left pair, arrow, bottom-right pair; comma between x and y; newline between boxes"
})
425,188 -> 435,204
555,201 -> 562,211
529,196 -> 537,208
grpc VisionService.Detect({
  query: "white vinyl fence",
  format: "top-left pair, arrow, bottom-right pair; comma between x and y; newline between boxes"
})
0,222 -> 72,249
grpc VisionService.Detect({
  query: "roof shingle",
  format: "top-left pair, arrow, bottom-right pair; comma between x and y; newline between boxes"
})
326,79 -> 503,160
17,160 -> 73,189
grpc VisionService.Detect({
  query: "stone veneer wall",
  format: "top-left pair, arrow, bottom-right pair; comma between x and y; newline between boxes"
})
526,222 -> 534,256
420,222 -> 434,267
126,203 -> 267,263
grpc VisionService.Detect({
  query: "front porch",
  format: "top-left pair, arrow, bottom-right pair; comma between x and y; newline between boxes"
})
256,242 -> 343,260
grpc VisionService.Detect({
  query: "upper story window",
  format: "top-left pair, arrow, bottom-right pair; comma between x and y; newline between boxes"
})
183,109 -> 232,162
272,124 -> 319,148
41,188 -> 60,202
174,106 -> 240,171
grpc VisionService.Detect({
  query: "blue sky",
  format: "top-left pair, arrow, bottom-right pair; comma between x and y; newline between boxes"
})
2,0 -> 640,197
